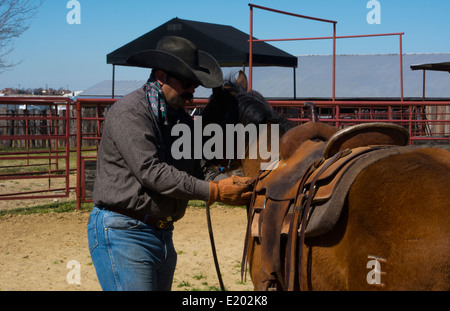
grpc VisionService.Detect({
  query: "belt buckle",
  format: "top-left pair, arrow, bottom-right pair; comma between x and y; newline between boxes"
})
156,218 -> 172,230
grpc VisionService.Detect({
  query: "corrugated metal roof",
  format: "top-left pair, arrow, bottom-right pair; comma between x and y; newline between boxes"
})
79,80 -> 145,97
79,53 -> 450,99
291,53 -> 450,99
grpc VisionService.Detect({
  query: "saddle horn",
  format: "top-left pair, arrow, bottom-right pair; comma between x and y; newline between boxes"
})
304,102 -> 318,122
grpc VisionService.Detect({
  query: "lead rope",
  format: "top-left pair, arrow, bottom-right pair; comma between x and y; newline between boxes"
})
205,202 -> 226,291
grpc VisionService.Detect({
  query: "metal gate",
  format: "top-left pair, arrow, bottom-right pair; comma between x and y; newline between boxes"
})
0,97 -> 72,201
75,98 -> 116,209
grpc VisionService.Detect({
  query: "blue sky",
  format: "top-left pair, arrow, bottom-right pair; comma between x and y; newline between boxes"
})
0,0 -> 449,91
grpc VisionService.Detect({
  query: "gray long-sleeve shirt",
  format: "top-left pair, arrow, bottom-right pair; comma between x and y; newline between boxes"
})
92,87 -> 210,221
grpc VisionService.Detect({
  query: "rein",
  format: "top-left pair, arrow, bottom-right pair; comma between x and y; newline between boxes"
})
203,162 -> 246,292
205,201 -> 226,291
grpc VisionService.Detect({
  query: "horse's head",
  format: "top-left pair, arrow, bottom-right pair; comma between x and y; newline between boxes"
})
201,71 -> 295,175
203,71 -> 292,129
201,71 -> 247,128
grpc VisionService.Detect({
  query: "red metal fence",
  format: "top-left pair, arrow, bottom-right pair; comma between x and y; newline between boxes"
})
0,97 -> 72,201
70,97 -> 450,212
269,100 -> 450,145
74,98 -> 116,209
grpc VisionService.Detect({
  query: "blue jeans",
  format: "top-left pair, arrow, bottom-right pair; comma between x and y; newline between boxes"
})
87,206 -> 177,291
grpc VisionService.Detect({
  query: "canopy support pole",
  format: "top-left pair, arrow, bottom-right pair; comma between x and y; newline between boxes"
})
293,67 -> 297,99
112,65 -> 116,98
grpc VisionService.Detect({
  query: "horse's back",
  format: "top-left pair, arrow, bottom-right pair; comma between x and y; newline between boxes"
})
343,147 -> 450,290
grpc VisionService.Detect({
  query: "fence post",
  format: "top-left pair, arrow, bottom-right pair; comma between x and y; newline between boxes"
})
76,100 -> 82,210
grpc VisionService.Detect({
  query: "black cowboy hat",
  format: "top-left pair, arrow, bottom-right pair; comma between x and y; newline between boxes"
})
126,36 -> 223,88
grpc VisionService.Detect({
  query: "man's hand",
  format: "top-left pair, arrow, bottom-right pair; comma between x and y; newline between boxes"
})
208,175 -> 252,206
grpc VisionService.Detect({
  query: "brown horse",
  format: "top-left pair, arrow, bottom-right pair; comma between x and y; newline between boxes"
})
201,72 -> 450,290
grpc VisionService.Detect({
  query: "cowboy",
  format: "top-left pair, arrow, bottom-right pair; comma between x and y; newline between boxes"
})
87,36 -> 252,291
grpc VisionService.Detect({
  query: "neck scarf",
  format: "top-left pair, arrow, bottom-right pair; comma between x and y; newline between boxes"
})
144,78 -> 168,125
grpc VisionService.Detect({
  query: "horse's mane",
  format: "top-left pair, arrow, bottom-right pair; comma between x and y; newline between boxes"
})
222,77 -> 295,135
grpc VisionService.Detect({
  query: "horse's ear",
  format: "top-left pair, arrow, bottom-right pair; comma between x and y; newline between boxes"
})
236,70 -> 248,91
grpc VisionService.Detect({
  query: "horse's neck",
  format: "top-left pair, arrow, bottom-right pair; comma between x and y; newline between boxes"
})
242,157 -> 264,177
241,123 -> 282,177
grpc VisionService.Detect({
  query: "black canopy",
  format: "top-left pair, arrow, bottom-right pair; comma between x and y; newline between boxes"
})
107,18 -> 298,68
411,62 -> 450,73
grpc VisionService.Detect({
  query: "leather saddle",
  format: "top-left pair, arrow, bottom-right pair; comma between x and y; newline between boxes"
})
242,122 -> 414,291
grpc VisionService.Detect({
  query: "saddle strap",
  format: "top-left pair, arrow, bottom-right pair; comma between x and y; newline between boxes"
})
286,150 -> 346,291
241,170 -> 264,283
285,193 -> 306,290
284,159 -> 318,290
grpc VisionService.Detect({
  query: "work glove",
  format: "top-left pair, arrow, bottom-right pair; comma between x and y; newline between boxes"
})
208,175 -> 252,206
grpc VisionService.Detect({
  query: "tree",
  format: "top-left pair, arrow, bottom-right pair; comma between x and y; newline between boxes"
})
0,0 -> 44,72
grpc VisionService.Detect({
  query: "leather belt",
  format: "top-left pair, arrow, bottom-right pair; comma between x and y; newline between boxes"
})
103,206 -> 174,230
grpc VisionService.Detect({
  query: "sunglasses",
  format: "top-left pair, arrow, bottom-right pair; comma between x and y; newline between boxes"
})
168,74 -> 199,90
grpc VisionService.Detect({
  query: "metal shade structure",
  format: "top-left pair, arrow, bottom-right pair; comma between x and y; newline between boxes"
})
410,61 -> 450,99
108,18 -> 297,68
411,61 -> 450,73
106,18 -> 297,97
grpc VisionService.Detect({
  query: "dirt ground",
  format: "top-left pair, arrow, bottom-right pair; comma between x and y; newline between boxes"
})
0,200 -> 254,291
